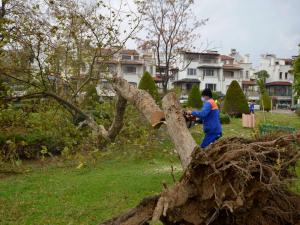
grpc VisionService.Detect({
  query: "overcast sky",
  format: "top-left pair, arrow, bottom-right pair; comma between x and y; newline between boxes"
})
124,0 -> 300,67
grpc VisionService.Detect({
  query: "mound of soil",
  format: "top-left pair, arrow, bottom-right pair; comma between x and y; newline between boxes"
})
101,133 -> 300,225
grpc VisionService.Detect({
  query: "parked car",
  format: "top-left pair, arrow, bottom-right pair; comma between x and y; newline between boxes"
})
291,104 -> 300,111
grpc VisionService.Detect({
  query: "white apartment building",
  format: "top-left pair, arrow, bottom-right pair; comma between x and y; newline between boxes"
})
229,49 -> 259,100
258,54 -> 294,108
173,51 -> 223,94
94,48 -> 296,109
172,50 -> 248,95
96,48 -> 156,96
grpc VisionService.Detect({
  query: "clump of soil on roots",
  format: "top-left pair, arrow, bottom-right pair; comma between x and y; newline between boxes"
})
101,133 -> 300,225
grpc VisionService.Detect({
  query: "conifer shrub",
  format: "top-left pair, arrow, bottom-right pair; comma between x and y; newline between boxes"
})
138,71 -> 160,103
219,113 -> 230,124
223,80 -> 250,117
260,91 -> 271,112
187,84 -> 202,109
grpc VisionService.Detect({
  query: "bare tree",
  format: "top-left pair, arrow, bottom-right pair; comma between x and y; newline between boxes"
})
136,0 -> 207,93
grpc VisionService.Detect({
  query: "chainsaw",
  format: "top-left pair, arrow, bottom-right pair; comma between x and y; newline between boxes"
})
183,110 -> 198,128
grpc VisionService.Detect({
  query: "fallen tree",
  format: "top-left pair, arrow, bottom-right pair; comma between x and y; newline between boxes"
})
4,76 -> 300,224
101,133 -> 300,225
99,84 -> 300,225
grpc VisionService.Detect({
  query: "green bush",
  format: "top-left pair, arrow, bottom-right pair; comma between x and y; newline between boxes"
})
187,84 -> 202,109
138,71 -> 160,103
219,113 -> 230,124
223,80 -> 250,117
0,104 -> 81,160
260,92 -> 271,112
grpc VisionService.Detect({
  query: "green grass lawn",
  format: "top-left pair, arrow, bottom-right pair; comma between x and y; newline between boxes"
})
0,112 -> 299,225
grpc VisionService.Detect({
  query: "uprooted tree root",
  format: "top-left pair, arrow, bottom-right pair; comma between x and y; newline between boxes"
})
101,133 -> 300,225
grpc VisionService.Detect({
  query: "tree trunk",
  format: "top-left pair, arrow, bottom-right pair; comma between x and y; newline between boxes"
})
107,95 -> 127,141
112,76 -> 165,127
162,92 -> 197,169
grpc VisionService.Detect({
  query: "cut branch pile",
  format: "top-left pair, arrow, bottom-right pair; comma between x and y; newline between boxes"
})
101,133 -> 300,225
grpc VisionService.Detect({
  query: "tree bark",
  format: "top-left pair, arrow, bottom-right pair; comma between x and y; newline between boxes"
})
107,95 -> 127,141
162,92 -> 197,169
112,76 -> 165,127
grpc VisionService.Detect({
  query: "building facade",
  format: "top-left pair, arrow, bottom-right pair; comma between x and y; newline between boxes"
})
229,49 -> 259,101
172,50 -> 252,95
258,54 -> 294,108
96,48 -> 156,96
94,47 -> 295,109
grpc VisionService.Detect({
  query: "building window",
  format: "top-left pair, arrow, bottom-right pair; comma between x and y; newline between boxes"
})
245,71 -> 249,79
123,66 -> 137,74
224,71 -> 234,78
203,69 -> 214,76
133,55 -> 139,60
149,66 -> 153,75
285,72 -> 288,79
205,83 -> 216,91
187,68 -> 197,75
279,72 -> 282,79
122,55 -> 131,60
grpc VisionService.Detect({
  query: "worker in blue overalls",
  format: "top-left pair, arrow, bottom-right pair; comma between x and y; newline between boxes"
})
187,88 -> 222,148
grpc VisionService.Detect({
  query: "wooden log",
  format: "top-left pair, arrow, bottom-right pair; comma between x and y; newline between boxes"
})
162,92 -> 198,169
112,76 -> 165,128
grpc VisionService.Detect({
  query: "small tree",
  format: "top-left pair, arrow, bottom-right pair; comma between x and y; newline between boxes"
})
138,71 -> 160,103
260,92 -> 271,112
255,70 -> 269,83
223,80 -> 250,117
187,84 -> 202,109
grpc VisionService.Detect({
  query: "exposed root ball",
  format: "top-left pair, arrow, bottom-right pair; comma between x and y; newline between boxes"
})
101,133 -> 300,225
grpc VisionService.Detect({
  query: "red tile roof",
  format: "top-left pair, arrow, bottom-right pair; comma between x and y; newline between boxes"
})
242,80 -> 256,85
266,81 -> 292,86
